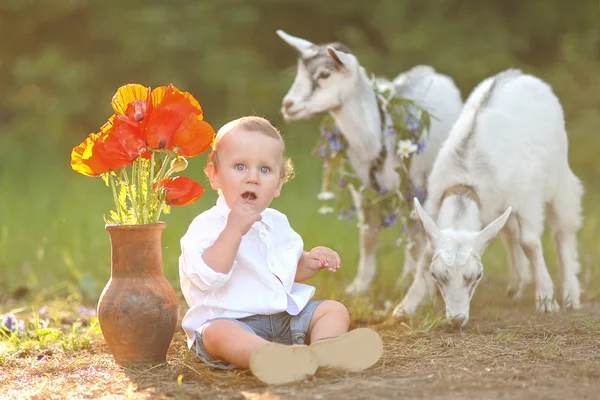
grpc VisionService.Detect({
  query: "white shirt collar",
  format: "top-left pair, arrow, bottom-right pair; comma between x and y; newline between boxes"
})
214,195 -> 274,231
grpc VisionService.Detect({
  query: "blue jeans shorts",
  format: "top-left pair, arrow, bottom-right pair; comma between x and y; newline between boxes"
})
192,300 -> 325,369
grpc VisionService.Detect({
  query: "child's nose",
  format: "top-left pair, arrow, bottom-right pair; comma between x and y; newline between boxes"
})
246,169 -> 259,183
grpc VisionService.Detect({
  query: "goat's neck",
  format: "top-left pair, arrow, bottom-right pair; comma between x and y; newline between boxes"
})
437,195 -> 482,232
329,74 -> 382,161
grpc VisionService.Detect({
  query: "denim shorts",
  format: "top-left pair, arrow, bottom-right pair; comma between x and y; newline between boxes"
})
192,300 -> 325,369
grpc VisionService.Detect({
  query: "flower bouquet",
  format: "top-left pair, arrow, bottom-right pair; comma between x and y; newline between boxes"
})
69,83 -> 215,365
70,83 -> 215,224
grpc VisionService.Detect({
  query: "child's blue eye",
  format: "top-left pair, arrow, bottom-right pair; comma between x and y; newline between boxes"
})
235,164 -> 245,171
260,166 -> 270,174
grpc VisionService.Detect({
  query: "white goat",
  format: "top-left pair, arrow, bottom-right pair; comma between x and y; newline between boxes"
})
276,30 -> 463,294
392,69 -> 584,327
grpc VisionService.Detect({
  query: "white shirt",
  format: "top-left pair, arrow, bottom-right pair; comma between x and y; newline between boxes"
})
179,196 -> 316,348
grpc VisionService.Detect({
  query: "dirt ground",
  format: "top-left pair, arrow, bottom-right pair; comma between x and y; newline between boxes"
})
4,295 -> 600,400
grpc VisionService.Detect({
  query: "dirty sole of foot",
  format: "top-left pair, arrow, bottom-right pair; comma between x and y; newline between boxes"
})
309,328 -> 383,372
249,343 -> 318,385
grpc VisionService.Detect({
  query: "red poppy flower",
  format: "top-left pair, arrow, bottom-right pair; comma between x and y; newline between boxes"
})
103,116 -> 148,165
158,176 -> 205,206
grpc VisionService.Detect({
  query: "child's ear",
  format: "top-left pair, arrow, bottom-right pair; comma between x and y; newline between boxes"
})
274,177 -> 284,198
205,163 -> 220,190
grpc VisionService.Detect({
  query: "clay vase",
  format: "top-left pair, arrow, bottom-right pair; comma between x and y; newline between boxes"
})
97,222 -> 179,366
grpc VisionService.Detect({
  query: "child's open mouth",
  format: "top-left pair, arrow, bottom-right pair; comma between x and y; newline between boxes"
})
242,191 -> 257,201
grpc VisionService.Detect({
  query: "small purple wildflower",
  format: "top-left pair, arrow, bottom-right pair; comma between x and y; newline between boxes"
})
347,210 -> 355,221
338,210 -> 346,221
319,145 -> 328,158
2,314 -> 16,333
328,138 -> 345,152
388,127 -> 396,136
405,115 -> 420,135
38,306 -> 48,317
78,306 -> 97,317
337,178 -> 347,188
416,139 -> 427,155
415,187 -> 428,203
403,225 -> 409,234
382,214 -> 398,227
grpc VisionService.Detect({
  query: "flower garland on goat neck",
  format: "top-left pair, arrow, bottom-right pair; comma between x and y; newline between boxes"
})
314,79 -> 432,246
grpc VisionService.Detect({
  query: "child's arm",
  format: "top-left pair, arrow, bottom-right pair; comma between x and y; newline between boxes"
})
201,224 -> 244,274
202,198 -> 262,274
295,247 -> 341,282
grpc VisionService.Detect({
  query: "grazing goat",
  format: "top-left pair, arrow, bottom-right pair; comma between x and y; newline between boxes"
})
392,69 -> 584,327
276,30 -> 463,294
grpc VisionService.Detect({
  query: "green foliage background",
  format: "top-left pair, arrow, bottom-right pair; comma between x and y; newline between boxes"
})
1,0 -> 599,306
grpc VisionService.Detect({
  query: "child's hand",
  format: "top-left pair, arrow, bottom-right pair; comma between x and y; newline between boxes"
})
307,246 -> 341,272
226,198 -> 262,236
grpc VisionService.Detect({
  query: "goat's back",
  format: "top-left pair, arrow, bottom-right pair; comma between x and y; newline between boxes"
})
427,70 -> 572,221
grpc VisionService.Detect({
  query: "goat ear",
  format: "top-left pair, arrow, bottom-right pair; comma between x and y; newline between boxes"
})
276,30 -> 316,55
413,197 -> 441,246
327,46 -> 353,69
474,207 -> 512,256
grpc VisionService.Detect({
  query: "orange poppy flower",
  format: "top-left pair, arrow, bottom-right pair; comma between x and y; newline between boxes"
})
70,132 -> 111,177
110,83 -> 214,156
158,176 -> 205,207
171,114 -> 216,157
70,114 -> 149,176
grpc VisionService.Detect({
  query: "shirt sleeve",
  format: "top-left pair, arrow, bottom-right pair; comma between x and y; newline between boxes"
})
179,214 -> 236,291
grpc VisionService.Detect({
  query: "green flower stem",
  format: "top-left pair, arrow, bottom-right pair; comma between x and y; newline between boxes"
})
108,173 -> 123,224
152,152 -> 175,220
136,159 -> 144,221
145,151 -> 155,224
121,169 -> 136,224
156,151 -> 174,183
132,160 -> 139,221
154,197 -> 166,223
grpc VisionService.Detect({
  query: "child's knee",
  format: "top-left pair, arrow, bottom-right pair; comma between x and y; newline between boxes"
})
202,319 -> 238,352
319,300 -> 350,324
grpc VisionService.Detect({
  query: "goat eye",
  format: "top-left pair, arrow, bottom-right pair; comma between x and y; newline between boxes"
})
318,71 -> 330,80
430,272 -> 439,281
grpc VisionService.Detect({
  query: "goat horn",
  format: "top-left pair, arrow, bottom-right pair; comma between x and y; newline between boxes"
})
276,30 -> 316,55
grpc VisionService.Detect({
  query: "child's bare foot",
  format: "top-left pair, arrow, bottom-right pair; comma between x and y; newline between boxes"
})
249,343 -> 318,385
309,328 -> 383,372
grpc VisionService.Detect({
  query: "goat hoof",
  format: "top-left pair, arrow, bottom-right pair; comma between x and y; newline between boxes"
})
562,298 -> 582,311
536,297 -> 560,313
506,285 -> 524,299
391,304 -> 411,320
506,286 -> 517,298
344,281 -> 370,295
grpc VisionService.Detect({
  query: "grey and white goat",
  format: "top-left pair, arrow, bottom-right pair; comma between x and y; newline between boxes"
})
276,30 -> 463,294
392,69 -> 584,327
